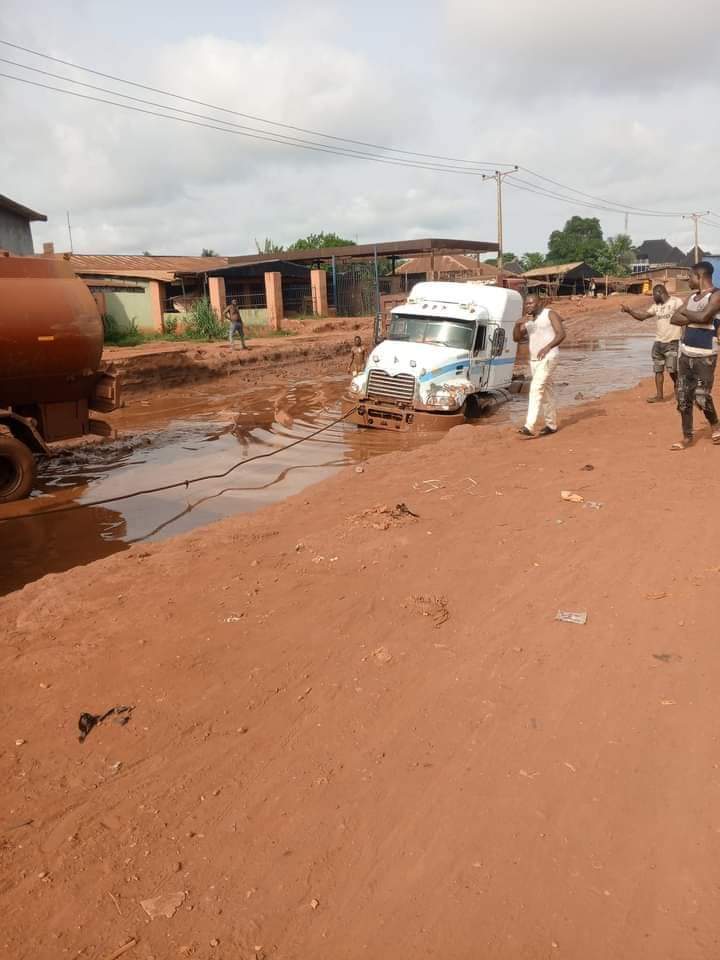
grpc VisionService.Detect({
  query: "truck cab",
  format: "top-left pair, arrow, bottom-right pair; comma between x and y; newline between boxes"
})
344,281 -> 522,430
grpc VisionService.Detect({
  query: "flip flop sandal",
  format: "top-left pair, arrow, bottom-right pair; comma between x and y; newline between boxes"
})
712,431 -> 720,445
517,426 -> 534,437
646,397 -> 664,404
670,438 -> 693,450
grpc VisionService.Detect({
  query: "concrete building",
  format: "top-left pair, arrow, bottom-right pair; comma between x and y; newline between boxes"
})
0,194 -> 47,254
54,254 -> 226,333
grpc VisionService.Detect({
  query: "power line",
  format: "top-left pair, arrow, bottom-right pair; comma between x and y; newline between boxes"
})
0,69 -> 701,225
0,38 -> 508,170
518,166 -> 687,218
0,37 -> 703,221
0,71 -> 500,177
0,56 -> 505,175
506,178 -> 685,220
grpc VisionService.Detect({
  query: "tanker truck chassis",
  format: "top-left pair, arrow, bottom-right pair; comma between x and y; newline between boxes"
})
0,254 -> 121,503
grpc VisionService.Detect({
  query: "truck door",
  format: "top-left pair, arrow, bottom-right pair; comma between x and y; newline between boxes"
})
483,325 -> 508,389
468,322 -> 488,390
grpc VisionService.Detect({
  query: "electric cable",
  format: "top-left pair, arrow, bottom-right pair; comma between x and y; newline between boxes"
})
0,404 -> 359,525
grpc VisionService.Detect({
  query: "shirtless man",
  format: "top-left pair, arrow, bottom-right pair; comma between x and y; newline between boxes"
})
513,295 -> 566,438
669,261 -> 720,449
348,335 -> 366,376
621,284 -> 682,402
224,299 -> 248,350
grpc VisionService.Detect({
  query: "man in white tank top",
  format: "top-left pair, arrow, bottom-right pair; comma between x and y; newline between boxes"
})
668,260 -> 720,450
513,294 -> 567,437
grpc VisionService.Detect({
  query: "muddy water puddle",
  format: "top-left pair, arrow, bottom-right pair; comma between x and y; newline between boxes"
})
0,336 -> 653,595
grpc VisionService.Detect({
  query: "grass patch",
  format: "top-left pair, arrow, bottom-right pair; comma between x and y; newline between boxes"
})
183,297 -> 228,340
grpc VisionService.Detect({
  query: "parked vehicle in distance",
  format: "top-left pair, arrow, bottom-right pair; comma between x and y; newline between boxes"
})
343,281 -> 522,431
0,253 -> 120,502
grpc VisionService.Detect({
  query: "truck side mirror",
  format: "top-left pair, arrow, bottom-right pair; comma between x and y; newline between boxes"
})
491,328 -> 506,357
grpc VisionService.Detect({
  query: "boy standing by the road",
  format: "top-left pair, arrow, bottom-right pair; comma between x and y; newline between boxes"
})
348,335 -> 366,376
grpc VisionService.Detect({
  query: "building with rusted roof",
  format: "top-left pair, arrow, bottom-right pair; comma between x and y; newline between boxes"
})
0,194 -> 47,255
522,261 -> 598,296
395,253 -> 504,287
37,251 -> 229,334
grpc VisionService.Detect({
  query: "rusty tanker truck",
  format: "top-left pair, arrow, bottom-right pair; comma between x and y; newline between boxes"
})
0,253 -> 120,502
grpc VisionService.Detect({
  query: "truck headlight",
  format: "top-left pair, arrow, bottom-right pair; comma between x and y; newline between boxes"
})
349,381 -> 362,395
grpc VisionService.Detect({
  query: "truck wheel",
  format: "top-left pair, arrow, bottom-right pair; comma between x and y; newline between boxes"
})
0,437 -> 37,503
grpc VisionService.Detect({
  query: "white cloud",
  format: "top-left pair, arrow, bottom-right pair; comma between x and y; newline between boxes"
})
2,0 -> 720,258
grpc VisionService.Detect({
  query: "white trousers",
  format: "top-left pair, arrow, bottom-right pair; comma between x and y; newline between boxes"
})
525,355 -> 559,432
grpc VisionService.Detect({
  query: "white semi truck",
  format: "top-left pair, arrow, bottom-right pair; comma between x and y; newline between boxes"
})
343,281 -> 522,431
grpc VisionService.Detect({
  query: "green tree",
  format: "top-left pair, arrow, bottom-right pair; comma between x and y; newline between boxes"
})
591,234 -> 635,276
520,251 -> 546,271
606,233 -> 635,275
288,232 -> 356,251
484,252 -> 517,267
255,237 -> 285,255
547,216 -> 608,270
201,247 -> 219,257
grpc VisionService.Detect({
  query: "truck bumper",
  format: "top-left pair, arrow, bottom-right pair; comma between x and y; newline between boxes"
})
341,397 -> 467,432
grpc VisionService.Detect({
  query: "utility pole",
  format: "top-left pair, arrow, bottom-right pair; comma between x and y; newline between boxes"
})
624,211 -> 629,235
481,166 -> 518,273
66,211 -> 74,253
684,212 -> 710,264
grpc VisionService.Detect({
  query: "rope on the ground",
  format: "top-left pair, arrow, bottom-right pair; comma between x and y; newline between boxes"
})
0,405 -> 359,525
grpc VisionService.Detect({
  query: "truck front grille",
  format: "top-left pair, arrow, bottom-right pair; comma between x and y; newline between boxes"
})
367,369 -> 416,404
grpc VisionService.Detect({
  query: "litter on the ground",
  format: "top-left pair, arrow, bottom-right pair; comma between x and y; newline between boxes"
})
561,491 -> 584,503
556,610 -> 588,625
584,500 -> 604,510
100,939 -> 137,960
581,464 -> 595,471
140,891 -> 187,919
78,705 -> 134,743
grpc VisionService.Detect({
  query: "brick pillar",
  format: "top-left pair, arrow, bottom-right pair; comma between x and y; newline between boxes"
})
208,276 -> 226,324
265,271 -> 283,331
310,268 -> 328,317
149,280 -> 165,333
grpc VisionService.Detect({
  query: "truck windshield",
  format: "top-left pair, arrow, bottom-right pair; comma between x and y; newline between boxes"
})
388,315 -> 473,350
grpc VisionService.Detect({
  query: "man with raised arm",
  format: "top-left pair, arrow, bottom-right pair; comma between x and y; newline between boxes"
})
621,284 -> 682,403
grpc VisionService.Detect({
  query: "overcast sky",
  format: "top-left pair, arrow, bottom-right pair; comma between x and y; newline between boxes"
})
2,0 -> 720,258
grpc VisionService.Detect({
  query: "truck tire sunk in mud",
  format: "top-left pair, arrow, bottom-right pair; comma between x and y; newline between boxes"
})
0,436 -> 37,503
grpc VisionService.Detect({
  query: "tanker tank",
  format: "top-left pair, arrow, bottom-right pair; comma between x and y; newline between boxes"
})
0,253 -> 120,502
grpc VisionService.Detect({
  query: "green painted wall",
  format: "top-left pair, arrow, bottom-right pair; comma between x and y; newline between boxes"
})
102,282 -> 154,332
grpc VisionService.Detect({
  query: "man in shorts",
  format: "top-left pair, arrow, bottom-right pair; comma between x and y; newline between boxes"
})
224,299 -> 248,350
348,335 -> 366,376
621,284 -> 682,402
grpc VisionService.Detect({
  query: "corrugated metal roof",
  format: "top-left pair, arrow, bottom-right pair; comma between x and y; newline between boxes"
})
0,193 -> 47,222
396,254 -> 500,276
522,261 -> 587,278
227,238 -> 498,266
59,254 -> 226,274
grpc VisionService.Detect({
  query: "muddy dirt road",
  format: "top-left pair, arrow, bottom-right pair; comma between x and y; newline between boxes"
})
1,332 -> 653,596
2,356 -> 719,959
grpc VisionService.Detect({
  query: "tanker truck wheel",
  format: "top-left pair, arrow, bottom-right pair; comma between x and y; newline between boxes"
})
0,437 -> 37,503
